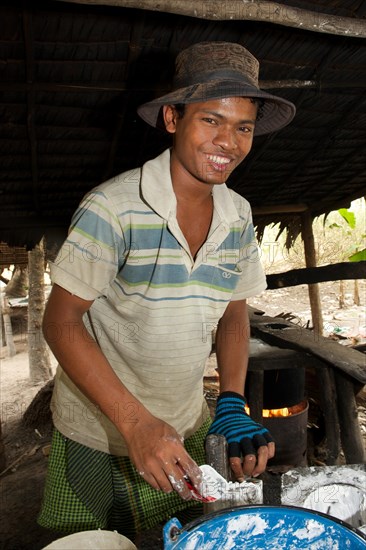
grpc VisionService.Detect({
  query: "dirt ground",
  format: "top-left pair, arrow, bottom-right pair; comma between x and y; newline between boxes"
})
1,280 -> 365,549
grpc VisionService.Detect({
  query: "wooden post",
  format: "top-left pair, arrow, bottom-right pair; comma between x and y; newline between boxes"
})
0,290 -> 16,357
301,211 -> 324,337
0,419 -> 6,472
0,290 -> 3,350
353,279 -> 360,306
314,364 -> 341,465
28,239 -> 52,384
333,370 -> 366,464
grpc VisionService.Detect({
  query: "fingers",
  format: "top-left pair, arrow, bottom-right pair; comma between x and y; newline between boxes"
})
139,460 -> 193,499
128,418 -> 200,500
229,451 -> 257,480
250,440 -> 274,476
251,445 -> 269,477
267,441 -> 275,459
167,467 -> 193,500
229,456 -> 248,482
228,432 -> 275,480
178,458 -> 203,493
137,452 -> 201,500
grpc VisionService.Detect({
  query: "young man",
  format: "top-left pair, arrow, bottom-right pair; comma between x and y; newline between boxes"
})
39,42 -> 295,538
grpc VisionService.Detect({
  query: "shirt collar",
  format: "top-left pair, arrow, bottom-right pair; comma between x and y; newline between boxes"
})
141,148 -> 240,225
141,148 -> 176,219
212,180 -> 241,225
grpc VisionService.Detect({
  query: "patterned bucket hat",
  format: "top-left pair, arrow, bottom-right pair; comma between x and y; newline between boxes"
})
138,41 -> 296,136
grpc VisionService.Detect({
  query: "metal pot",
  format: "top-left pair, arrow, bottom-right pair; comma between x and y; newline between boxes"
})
163,505 -> 366,549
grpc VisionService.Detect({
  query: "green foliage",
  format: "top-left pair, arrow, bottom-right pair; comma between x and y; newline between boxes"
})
328,222 -> 342,229
338,208 -> 356,229
349,249 -> 366,262
337,206 -> 365,262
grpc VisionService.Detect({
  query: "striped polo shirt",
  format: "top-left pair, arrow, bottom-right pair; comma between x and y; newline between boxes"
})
50,148 -> 267,455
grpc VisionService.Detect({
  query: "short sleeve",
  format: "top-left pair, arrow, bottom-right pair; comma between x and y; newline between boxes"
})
231,207 -> 267,300
50,189 -> 126,301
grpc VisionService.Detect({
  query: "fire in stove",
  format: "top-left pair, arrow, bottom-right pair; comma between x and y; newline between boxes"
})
246,401 -> 307,418
245,363 -> 309,469
262,407 -> 289,418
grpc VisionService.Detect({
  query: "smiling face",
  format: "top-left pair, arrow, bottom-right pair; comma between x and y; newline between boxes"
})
163,97 -> 257,190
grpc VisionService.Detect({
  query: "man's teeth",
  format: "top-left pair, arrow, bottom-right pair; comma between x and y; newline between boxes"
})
207,155 -> 230,165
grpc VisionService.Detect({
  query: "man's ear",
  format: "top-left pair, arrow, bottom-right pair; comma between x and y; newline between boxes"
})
163,105 -> 177,134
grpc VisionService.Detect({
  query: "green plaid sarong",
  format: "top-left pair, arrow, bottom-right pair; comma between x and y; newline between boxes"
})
38,418 -> 210,539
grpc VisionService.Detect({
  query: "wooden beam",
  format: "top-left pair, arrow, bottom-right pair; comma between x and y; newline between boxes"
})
252,204 -> 308,215
55,0 -> 366,38
266,261 -> 366,289
0,216 -> 67,231
0,80 -> 365,94
260,80 -> 366,90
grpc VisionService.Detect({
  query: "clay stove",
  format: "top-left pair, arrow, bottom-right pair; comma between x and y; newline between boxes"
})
246,338 -> 309,468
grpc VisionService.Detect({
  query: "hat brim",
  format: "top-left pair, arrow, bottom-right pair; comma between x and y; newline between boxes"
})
137,80 -> 296,136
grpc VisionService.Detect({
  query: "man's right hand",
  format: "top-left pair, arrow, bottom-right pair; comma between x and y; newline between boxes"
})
125,413 -> 202,500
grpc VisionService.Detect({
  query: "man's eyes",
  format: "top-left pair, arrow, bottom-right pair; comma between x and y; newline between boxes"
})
202,117 -> 216,124
201,118 -> 254,133
238,126 -> 253,133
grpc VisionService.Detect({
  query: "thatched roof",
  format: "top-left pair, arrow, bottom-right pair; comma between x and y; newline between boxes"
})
0,0 -> 365,250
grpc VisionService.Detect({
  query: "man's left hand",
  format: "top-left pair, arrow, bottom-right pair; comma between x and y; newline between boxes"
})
207,391 -> 275,480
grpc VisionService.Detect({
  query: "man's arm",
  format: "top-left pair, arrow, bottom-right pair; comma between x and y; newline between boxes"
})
214,299 -> 275,479
215,298 -> 249,395
43,283 -> 201,499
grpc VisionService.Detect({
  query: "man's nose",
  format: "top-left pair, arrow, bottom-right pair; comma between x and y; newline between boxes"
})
212,126 -> 238,150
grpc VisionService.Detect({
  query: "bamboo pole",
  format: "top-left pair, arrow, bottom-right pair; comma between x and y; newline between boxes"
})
55,0 -> 366,38
301,211 -> 324,337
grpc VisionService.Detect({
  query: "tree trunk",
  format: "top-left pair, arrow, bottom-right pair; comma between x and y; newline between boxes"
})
4,265 -> 28,298
28,239 -> 52,384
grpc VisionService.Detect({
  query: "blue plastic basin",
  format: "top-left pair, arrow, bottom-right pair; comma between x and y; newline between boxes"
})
163,505 -> 366,549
